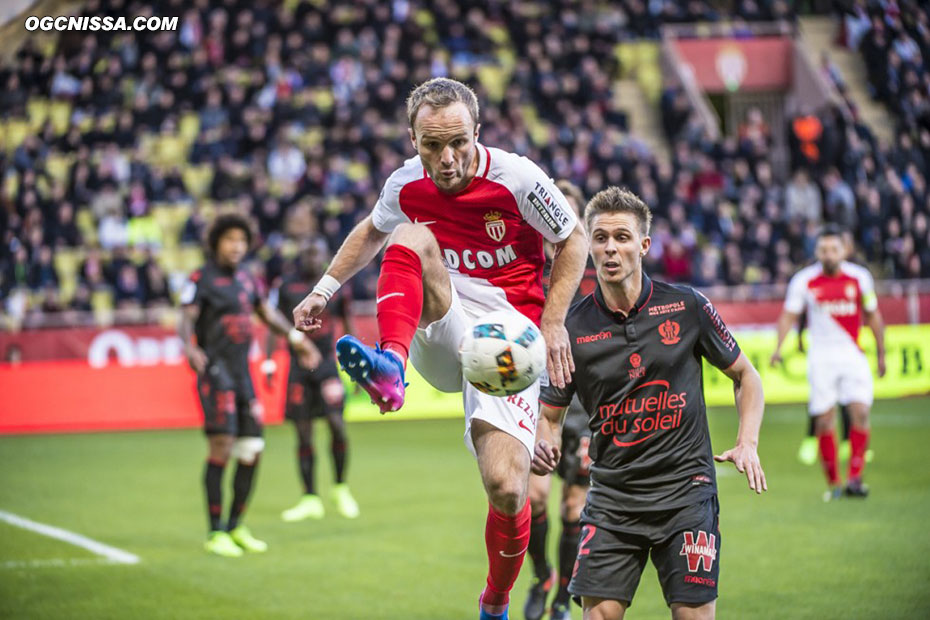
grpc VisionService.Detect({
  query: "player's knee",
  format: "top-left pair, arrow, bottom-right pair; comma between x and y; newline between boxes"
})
388,223 -> 439,258
486,477 -> 527,515
232,437 -> 265,464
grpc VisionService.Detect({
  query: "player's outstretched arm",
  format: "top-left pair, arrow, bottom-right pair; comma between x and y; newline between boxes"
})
541,222 -> 588,388
865,308 -> 887,377
257,300 -> 322,370
293,215 -> 389,333
770,310 -> 799,366
532,403 -> 568,475
715,352 -> 768,494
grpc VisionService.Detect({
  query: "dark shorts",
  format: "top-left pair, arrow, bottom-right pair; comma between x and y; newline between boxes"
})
569,496 -> 720,608
285,362 -> 344,421
198,360 -> 262,438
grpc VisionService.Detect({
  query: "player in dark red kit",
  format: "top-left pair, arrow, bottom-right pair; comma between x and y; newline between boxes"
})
179,213 -> 320,557
266,240 -> 359,521
532,188 -> 766,619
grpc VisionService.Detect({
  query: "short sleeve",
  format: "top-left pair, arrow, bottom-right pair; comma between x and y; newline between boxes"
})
539,371 -> 576,408
513,156 -> 577,244
857,268 -> 878,312
783,271 -> 807,314
179,269 -> 202,307
371,166 -> 414,233
694,289 -> 741,370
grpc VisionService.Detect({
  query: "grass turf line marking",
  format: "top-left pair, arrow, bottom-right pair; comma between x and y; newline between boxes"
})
0,509 -> 139,565
1,558 -> 120,569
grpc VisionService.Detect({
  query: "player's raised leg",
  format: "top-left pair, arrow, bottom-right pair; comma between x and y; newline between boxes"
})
473,421 -> 533,620
523,473 -> 554,620
336,222 -> 452,413
845,401 -> 871,497
814,407 -> 841,501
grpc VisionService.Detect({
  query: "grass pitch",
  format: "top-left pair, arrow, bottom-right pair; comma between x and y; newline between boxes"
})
1,398 -> 929,619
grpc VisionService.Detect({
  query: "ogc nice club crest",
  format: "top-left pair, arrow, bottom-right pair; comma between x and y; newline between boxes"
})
659,319 -> 681,345
484,211 -> 506,242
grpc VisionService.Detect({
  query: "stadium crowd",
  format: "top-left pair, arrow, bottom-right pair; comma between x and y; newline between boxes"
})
0,0 -> 926,327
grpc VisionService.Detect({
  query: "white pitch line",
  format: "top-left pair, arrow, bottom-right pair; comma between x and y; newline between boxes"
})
0,509 -> 139,565
1,558 -> 119,570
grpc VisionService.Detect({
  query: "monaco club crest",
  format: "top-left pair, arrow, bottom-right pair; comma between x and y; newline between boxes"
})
484,211 -> 506,242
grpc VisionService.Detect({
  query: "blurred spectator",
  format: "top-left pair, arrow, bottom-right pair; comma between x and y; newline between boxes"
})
785,169 -> 823,224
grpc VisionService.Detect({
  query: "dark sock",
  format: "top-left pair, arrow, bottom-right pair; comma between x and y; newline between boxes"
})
227,457 -> 259,531
332,436 -> 347,484
204,458 -> 225,532
841,405 -> 851,441
298,444 -> 315,495
555,519 -> 582,604
527,511 -> 551,582
807,415 -> 816,437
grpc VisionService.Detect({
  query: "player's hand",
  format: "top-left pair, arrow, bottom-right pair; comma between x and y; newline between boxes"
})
877,354 -> 887,378
541,320 -> 574,388
531,439 -> 561,476
769,351 -> 782,367
714,442 -> 767,494
185,346 -> 208,375
293,292 -> 326,333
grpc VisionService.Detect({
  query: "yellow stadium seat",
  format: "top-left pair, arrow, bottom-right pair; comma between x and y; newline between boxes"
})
75,209 -> 98,246
182,165 -> 213,199
53,247 -> 84,283
477,65 -> 507,103
27,98 -> 50,132
49,100 -> 72,136
178,112 -> 200,144
3,119 -> 30,153
3,169 -> 19,200
91,288 -> 114,318
616,43 -> 636,78
45,152 -> 73,186
152,135 -> 188,168
178,245 -> 205,274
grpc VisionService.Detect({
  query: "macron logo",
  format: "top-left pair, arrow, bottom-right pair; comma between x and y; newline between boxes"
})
576,331 -> 612,345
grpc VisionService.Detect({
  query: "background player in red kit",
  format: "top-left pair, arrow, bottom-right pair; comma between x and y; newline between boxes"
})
533,188 -> 766,620
771,225 -> 886,500
266,240 -> 359,521
292,78 -> 589,619
179,213 -> 319,557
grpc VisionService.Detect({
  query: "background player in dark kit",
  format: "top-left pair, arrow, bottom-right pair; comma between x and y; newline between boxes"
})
532,188 -> 766,620
266,240 -> 359,521
179,213 -> 320,557
524,181 -> 595,620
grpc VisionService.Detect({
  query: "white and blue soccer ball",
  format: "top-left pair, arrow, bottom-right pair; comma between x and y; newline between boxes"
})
460,310 -> 547,396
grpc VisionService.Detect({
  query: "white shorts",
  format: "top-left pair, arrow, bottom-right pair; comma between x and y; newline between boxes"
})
808,350 -> 873,415
409,284 -> 540,458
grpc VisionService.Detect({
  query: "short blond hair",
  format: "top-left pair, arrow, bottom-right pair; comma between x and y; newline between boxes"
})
406,77 -> 480,132
584,186 -> 652,236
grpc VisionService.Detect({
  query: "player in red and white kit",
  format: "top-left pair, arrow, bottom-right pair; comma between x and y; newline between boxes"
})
771,226 -> 886,499
292,78 -> 588,619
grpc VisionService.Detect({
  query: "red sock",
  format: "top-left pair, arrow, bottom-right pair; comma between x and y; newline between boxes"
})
848,425 -> 870,481
376,244 -> 422,364
818,431 -> 840,486
480,501 -> 531,613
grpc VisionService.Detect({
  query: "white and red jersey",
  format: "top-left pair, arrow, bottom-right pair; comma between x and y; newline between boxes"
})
371,144 -> 576,325
784,261 -> 878,356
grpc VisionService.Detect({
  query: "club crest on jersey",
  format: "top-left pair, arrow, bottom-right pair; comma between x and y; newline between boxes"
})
629,353 -> 646,379
659,320 -> 681,345
680,531 -> 717,572
484,211 -> 506,242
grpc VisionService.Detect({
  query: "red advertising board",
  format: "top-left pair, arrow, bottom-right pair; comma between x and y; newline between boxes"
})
672,37 -> 792,92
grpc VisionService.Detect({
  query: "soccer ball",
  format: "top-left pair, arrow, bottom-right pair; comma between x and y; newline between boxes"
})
460,310 -> 547,396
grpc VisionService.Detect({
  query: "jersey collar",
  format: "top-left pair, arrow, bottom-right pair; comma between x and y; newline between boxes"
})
593,272 -> 653,322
